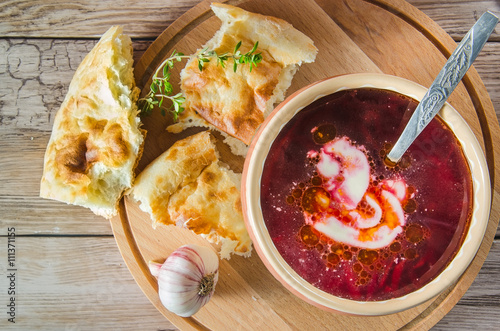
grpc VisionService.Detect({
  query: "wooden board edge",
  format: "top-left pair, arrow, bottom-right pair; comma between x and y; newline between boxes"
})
134,0 -> 213,88
134,0 -> 249,89
109,199 -> 210,331
360,0 -> 500,186
351,0 -> 500,329
125,0 -> 500,329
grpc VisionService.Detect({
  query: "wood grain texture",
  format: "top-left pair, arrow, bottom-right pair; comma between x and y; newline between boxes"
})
0,39 -> 152,235
115,0 -> 500,329
0,236 -> 175,331
0,236 -> 497,331
407,0 -> 500,41
434,241 -> 500,330
0,0 -> 202,38
0,0 -> 498,330
0,0 -> 498,40
118,197 -> 431,331
2,10 -> 496,233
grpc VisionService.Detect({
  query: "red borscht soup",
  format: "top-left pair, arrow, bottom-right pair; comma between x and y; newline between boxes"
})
260,88 -> 473,301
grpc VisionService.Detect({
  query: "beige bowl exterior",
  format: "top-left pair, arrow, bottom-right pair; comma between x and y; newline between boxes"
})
242,73 -> 491,316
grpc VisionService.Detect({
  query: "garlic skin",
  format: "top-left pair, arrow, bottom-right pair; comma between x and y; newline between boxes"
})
149,244 -> 219,317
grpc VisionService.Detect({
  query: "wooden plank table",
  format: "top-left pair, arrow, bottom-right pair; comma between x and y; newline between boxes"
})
0,0 -> 498,329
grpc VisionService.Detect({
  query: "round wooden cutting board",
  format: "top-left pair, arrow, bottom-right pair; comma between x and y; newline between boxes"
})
110,0 -> 500,330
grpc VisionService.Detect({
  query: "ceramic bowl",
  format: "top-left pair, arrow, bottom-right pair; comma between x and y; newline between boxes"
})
241,73 -> 491,315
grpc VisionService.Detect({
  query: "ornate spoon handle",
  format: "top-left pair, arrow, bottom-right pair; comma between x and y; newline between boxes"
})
387,11 -> 499,163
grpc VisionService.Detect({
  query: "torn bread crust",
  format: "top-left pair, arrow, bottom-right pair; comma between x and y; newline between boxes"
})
168,161 -> 251,259
167,3 -> 317,153
167,109 -> 250,157
130,131 -> 252,259
130,131 -> 218,226
40,26 -> 145,219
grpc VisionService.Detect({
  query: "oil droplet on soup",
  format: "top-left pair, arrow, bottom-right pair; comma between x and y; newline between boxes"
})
312,124 -> 337,144
301,187 -> 330,214
300,225 -> 319,246
260,88 -> 473,301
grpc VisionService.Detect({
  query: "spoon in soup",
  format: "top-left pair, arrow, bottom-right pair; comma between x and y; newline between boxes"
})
386,11 -> 499,165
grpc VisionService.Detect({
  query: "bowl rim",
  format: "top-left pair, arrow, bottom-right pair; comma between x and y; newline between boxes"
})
241,73 -> 492,316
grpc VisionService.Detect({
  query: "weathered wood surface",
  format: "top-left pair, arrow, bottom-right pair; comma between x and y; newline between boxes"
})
0,0 -> 499,40
0,236 -> 497,330
0,237 -> 174,330
0,0 -> 498,330
0,20 -> 498,236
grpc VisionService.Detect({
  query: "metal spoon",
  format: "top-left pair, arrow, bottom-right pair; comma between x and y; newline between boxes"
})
386,11 -> 499,164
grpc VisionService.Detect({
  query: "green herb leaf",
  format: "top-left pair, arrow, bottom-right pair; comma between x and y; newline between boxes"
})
234,41 -> 242,53
139,41 -> 262,120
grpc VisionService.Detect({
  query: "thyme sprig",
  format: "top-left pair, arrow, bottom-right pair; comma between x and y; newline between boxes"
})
139,41 -> 262,120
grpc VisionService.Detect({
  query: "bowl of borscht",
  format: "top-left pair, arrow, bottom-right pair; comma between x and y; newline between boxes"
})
242,73 -> 491,315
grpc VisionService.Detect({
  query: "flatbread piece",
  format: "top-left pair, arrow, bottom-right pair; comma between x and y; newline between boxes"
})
130,131 -> 252,259
168,3 -> 317,154
40,26 -> 145,219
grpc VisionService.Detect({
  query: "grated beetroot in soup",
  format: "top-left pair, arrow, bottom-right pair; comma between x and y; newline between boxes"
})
260,88 -> 473,301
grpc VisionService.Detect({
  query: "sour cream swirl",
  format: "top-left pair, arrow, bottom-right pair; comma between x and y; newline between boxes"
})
305,137 -> 407,249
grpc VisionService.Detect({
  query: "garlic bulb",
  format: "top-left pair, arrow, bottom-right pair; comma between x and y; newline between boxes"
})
149,244 -> 219,317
